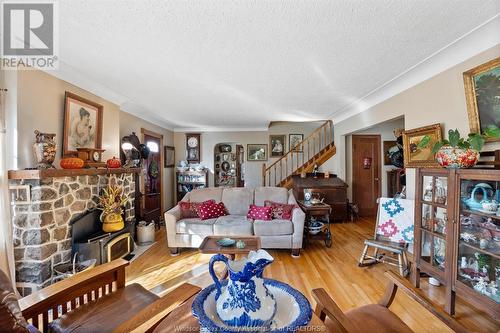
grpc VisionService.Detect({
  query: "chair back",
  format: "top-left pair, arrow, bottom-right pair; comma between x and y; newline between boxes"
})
0,269 -> 32,333
374,197 -> 414,245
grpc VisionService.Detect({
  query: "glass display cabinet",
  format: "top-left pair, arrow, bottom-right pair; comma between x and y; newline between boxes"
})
455,169 -> 500,319
176,170 -> 208,203
414,168 -> 456,314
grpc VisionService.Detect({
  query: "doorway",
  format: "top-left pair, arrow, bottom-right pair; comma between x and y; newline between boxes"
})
142,129 -> 163,225
214,143 -> 244,187
352,135 -> 381,216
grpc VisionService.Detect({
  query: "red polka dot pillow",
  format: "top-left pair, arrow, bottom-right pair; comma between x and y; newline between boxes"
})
247,204 -> 273,221
179,200 -> 215,219
197,201 -> 228,220
264,200 -> 295,220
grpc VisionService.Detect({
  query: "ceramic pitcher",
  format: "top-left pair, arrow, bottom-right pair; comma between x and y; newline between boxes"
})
209,249 -> 277,328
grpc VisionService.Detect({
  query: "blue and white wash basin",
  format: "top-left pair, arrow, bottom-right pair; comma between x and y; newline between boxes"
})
192,279 -> 312,333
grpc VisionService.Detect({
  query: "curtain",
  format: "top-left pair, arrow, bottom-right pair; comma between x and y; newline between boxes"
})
0,87 -> 15,285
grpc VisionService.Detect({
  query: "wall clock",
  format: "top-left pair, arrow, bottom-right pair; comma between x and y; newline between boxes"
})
76,148 -> 106,168
186,133 -> 201,163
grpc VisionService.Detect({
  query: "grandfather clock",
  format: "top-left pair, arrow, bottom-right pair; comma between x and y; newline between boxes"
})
186,133 -> 201,163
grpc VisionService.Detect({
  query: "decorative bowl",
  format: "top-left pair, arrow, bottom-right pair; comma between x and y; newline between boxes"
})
308,221 -> 324,235
192,279 -> 312,333
435,146 -> 479,169
217,238 -> 236,247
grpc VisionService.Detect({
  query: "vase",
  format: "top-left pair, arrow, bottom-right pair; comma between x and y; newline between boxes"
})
101,212 -> 124,233
32,130 -> 57,169
435,146 -> 479,168
209,250 -> 276,328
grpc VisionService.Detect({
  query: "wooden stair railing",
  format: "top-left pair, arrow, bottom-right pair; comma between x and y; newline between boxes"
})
262,120 -> 335,188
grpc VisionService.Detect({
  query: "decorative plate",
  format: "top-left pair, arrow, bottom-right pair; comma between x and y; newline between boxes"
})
192,279 -> 312,333
217,238 -> 236,247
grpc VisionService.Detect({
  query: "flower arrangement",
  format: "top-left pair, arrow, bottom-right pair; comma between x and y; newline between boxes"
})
98,185 -> 128,216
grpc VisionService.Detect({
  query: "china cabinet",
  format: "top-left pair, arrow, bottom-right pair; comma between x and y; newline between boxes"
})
176,170 -> 208,203
413,168 -> 500,319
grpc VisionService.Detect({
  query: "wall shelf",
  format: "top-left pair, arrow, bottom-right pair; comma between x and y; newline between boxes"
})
8,168 -> 141,180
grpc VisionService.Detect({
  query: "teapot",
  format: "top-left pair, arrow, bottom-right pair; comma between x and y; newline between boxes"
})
208,250 -> 276,328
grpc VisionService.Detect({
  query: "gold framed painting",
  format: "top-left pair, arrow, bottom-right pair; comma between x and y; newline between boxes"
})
402,124 -> 442,168
463,57 -> 500,142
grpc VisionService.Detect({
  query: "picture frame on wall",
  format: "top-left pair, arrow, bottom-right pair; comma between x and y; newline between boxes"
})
289,134 -> 304,152
164,146 -> 175,167
269,134 -> 286,157
247,144 -> 268,161
383,140 -> 398,165
63,92 -> 103,157
463,57 -> 500,141
8,185 -> 30,205
402,124 -> 442,168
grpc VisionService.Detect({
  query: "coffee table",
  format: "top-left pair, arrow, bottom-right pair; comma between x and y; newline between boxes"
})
199,236 -> 261,259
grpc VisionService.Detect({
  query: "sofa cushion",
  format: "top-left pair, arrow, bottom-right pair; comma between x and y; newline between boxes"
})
253,219 -> 293,236
197,202 -> 228,220
213,215 -> 253,236
254,187 -> 288,206
179,200 -> 215,219
176,218 -> 217,234
189,188 -> 223,202
265,200 -> 295,220
48,284 -> 159,333
222,188 -> 254,215
247,204 -> 272,221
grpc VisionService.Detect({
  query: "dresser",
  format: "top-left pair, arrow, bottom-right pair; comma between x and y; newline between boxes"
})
292,174 -> 349,222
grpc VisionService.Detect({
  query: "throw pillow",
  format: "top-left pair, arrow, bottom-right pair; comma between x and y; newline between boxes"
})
179,200 -> 215,219
247,204 -> 273,221
264,200 -> 295,220
197,201 -> 228,220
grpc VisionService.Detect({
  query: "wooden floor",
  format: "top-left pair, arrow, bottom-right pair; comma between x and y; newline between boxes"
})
127,217 -> 499,333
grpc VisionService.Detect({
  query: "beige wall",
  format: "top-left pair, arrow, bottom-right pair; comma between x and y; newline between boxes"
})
323,44 -> 500,201
120,111 -> 175,210
16,70 -> 120,169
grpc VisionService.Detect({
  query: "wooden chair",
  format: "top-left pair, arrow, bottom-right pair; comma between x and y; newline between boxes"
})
358,198 -> 413,276
1,259 -> 200,333
312,271 -> 468,333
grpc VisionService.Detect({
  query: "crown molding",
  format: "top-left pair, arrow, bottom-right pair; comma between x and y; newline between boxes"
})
174,126 -> 268,133
330,14 -> 500,124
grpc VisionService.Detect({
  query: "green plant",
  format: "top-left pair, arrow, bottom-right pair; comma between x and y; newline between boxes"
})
418,125 -> 500,154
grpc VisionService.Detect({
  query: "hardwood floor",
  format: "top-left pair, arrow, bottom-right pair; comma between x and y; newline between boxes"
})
127,217 -> 499,333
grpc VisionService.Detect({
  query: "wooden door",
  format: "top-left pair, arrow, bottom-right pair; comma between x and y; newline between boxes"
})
143,131 -> 163,224
352,135 -> 381,216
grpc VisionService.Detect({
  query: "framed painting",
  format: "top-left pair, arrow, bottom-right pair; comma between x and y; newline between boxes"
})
383,140 -> 397,165
269,134 -> 286,157
463,57 -> 500,141
289,134 -> 304,152
247,144 -> 268,161
164,146 -> 175,167
63,92 -> 103,156
402,124 -> 442,168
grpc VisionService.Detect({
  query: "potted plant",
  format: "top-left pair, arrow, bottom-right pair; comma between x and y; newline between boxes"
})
98,185 -> 128,232
418,126 -> 500,168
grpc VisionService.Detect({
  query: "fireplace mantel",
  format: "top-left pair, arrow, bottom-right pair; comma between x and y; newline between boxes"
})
8,167 -> 141,180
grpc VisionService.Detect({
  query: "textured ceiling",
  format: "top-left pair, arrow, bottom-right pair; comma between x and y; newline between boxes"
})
56,1 -> 500,130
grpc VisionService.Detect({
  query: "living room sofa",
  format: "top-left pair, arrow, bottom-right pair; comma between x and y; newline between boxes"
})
164,187 -> 305,256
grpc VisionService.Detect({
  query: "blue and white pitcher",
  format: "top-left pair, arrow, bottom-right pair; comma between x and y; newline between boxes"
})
209,249 -> 277,328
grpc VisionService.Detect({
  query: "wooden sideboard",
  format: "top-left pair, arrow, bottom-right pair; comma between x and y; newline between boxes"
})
292,174 -> 348,222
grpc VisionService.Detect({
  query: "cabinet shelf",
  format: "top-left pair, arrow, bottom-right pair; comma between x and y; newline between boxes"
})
421,200 -> 447,209
459,241 -> 500,260
462,209 -> 500,221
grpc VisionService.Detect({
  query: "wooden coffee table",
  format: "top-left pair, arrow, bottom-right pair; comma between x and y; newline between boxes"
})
199,236 -> 261,259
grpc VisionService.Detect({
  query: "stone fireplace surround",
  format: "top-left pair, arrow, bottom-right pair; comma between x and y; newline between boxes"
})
8,168 -> 139,296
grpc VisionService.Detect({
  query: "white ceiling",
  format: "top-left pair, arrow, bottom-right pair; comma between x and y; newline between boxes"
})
55,1 -> 500,131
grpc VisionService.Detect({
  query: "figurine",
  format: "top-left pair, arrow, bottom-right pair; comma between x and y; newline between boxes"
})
479,238 -> 489,249
460,232 -> 477,243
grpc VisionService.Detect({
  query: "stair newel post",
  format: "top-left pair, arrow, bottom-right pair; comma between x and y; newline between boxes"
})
302,142 -> 304,166
323,124 -> 327,148
262,163 -> 266,186
280,159 -> 282,184
274,164 -> 277,186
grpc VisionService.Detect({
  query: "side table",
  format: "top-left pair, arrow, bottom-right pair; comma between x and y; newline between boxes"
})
297,201 -> 332,248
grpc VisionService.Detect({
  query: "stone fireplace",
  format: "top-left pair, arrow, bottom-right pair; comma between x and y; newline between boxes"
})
8,168 -> 139,296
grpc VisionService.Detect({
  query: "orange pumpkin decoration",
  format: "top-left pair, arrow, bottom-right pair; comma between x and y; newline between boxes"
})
106,156 -> 121,169
60,157 -> 84,169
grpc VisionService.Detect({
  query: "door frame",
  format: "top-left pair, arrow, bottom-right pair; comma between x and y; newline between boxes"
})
141,128 -> 164,221
351,134 -> 381,216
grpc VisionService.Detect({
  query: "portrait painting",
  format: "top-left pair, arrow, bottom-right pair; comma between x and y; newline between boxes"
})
402,124 -> 442,168
463,57 -> 500,141
247,144 -> 268,161
289,134 -> 304,152
269,134 -> 286,157
164,146 -> 175,167
63,92 -> 103,156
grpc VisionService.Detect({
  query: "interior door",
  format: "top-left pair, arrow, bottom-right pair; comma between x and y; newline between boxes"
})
143,132 -> 162,224
352,135 -> 381,216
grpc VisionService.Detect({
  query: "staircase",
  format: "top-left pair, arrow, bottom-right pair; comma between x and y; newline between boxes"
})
262,120 -> 336,189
